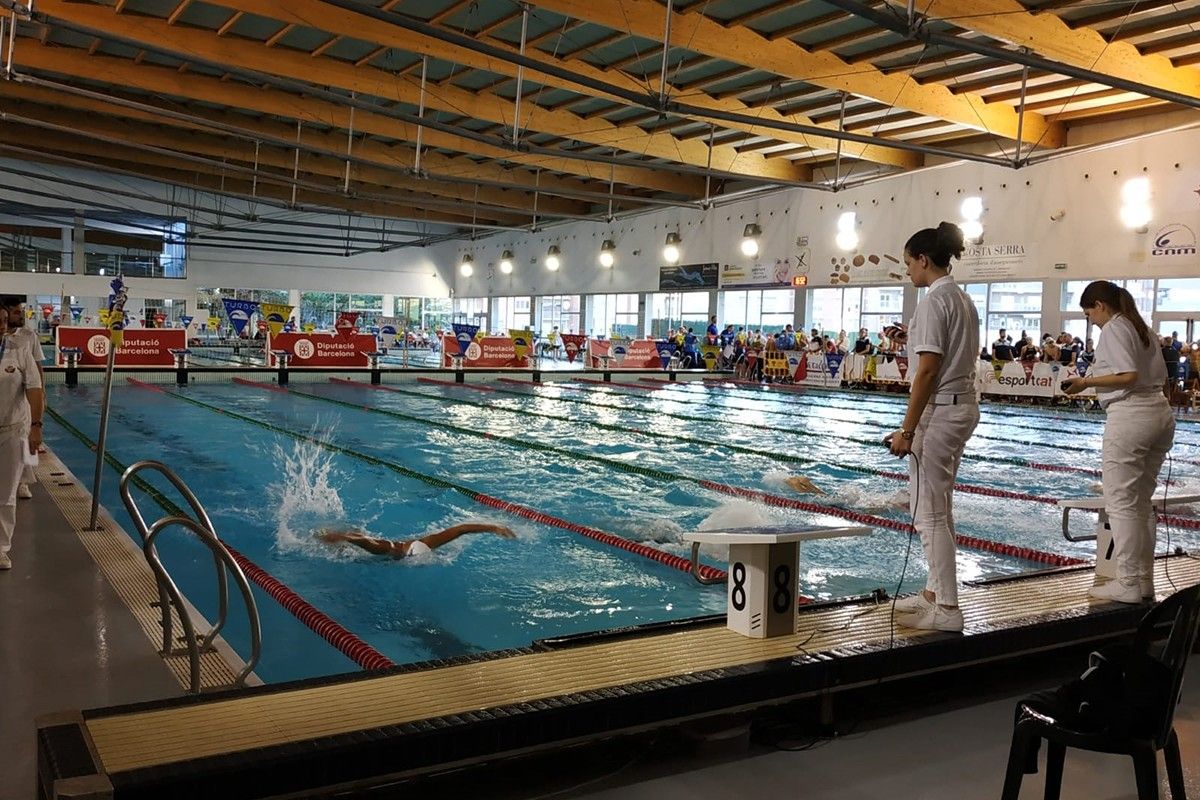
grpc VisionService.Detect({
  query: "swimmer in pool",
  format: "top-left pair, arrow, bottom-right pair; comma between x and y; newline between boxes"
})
318,522 -> 516,559
783,475 -> 825,495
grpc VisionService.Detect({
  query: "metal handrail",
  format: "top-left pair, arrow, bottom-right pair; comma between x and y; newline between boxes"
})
143,516 -> 261,693
120,460 -> 227,655
118,460 -> 259,692
688,542 -> 725,586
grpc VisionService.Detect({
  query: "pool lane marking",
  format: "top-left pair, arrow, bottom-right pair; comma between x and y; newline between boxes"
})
233,378 -> 1085,568
492,376 -> 1099,474
45,400 -> 396,671
132,377 -> 727,582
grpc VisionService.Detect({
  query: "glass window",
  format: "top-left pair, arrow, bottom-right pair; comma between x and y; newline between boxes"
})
1061,280 -> 1089,312
760,289 -> 794,332
1156,278 -> 1200,313
493,296 -> 532,333
649,291 -> 709,338
807,288 -> 846,334
590,293 -> 639,337
537,295 -> 579,334
452,297 -> 488,329
988,282 -> 1041,312
720,289 -> 793,334
422,297 -> 452,333
965,283 -> 988,347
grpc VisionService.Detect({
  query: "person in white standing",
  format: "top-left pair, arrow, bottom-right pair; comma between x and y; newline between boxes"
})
3,296 -> 44,499
884,222 -> 980,632
0,309 -> 46,570
1061,281 -> 1175,603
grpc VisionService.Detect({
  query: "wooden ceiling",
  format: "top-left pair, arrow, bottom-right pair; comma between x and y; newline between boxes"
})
2,0 -> 1199,250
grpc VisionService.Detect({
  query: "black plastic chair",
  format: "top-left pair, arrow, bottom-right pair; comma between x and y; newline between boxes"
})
1001,583 -> 1200,800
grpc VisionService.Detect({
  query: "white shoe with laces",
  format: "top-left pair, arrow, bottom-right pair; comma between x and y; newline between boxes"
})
896,603 -> 964,632
17,483 -> 32,499
0,552 -> 11,570
892,593 -> 933,614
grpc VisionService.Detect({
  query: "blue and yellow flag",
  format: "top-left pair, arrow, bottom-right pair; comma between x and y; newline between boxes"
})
508,328 -> 535,359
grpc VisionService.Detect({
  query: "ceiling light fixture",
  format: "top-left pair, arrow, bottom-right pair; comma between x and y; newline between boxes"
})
599,239 -> 616,268
740,223 -> 761,257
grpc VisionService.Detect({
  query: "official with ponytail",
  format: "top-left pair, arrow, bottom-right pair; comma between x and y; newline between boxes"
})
1061,280 -> 1175,603
884,222 -> 980,632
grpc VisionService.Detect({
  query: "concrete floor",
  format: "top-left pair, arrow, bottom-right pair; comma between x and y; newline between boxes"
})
0,482 -> 181,800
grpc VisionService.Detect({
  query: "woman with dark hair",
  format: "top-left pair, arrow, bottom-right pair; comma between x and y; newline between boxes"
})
884,222 -> 979,632
1061,281 -> 1174,603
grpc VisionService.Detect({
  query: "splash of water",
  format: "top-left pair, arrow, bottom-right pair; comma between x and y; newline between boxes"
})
268,419 -> 346,553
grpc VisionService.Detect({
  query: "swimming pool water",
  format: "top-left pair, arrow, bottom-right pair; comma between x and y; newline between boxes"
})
42,378 -> 1200,683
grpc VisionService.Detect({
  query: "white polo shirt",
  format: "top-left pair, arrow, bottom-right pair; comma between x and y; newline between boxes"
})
908,275 -> 979,397
1091,313 -> 1165,409
1,335 -> 42,442
9,325 -> 43,365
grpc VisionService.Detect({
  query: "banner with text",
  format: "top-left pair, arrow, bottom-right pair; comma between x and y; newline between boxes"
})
267,332 -> 375,367
221,298 -> 259,336
56,327 -> 185,367
658,262 -> 719,290
441,334 -> 530,368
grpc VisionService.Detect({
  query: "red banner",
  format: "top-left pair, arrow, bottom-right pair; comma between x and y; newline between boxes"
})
585,338 -> 663,369
268,332 -> 376,367
55,327 -> 185,366
441,334 -> 530,368
560,333 -> 587,363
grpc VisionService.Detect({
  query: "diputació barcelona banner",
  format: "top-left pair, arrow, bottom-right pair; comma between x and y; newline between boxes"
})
267,332 -> 377,367
441,334 -> 531,368
56,327 -> 185,366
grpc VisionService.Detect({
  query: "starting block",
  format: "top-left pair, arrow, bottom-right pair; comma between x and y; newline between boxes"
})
683,526 -> 870,639
1058,493 -> 1200,582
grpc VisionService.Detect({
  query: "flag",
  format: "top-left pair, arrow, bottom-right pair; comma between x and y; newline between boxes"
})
335,311 -> 360,337
377,316 -> 400,348
221,298 -> 259,336
207,315 -> 220,331
260,303 -> 294,336
508,329 -> 535,359
654,340 -> 676,370
69,305 -> 83,324
179,315 -> 193,330
106,276 -> 128,346
609,336 -> 631,365
450,322 -> 479,355
701,344 -> 720,370
826,353 -> 844,377
561,333 -> 586,363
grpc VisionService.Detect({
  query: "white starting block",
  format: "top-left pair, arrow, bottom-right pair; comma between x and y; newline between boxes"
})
683,526 -> 870,639
1058,493 -> 1200,582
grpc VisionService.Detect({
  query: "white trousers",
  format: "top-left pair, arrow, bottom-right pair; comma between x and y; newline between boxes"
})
909,402 -> 980,607
0,434 -> 24,553
1102,393 -> 1175,588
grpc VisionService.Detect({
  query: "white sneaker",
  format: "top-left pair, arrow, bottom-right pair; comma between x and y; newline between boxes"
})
897,604 -> 964,632
17,483 -> 32,499
1089,581 -> 1143,604
892,593 -> 933,614
0,552 -> 11,570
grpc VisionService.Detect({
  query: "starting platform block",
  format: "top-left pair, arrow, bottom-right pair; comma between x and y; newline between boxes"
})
1058,493 -> 1200,582
683,526 -> 870,639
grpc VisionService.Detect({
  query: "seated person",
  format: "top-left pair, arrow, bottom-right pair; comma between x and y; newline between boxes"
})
853,327 -> 874,355
319,522 -> 515,558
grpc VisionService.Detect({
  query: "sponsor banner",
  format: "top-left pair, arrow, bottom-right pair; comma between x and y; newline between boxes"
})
221,298 -> 259,336
69,305 -> 83,323
719,254 -> 809,288
561,333 -> 586,363
441,334 -> 530,368
260,303 -> 294,337
701,344 -> 720,370
377,316 -> 401,349
267,332 -> 375,367
976,360 -> 1095,398
659,262 -> 719,290
587,338 -> 611,368
508,328 -> 535,360
56,327 -> 185,367
654,340 -> 677,370
449,322 -> 480,355
335,311 -> 360,337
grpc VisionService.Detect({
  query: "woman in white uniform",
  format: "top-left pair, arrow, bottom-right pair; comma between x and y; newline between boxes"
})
1061,280 -> 1174,603
885,222 -> 980,632
0,310 -> 46,570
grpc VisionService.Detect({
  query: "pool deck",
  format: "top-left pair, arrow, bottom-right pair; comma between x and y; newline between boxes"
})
36,548 -> 1200,799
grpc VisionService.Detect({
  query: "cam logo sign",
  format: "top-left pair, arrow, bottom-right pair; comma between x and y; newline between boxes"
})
1151,224 -> 1197,257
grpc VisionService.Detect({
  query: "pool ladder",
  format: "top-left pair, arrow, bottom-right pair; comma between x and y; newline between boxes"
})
119,461 -> 261,694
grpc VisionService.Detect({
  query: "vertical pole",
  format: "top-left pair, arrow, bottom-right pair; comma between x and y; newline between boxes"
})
414,55 -> 428,175
657,0 -> 674,110
703,123 -> 714,204
834,91 -> 847,188
291,119 -> 301,206
0,16 -> 7,78
1014,59 -> 1030,167
4,10 -> 15,77
512,3 -> 530,146
250,140 -> 260,200
607,147 -> 616,221
87,344 -> 116,530
344,92 -> 355,193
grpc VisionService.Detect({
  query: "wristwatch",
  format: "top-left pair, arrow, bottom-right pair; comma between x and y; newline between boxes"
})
30,421 -> 43,427
898,429 -> 913,440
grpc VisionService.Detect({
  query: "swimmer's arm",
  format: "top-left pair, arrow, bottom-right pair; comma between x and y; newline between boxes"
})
419,523 -> 516,549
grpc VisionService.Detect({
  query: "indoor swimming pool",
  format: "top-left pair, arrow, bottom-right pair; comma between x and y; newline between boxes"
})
41,377 -> 1200,684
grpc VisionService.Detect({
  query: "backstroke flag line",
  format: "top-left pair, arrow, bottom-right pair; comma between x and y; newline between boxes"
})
260,303 -> 294,336
221,298 -> 259,336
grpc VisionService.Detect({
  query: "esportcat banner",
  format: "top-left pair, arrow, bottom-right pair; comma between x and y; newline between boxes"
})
441,334 -> 530,368
260,303 -> 294,336
508,328 -> 535,359
267,332 -> 376,367
377,316 -> 401,348
561,333 -> 586,362
56,327 -> 185,366
221,298 -> 259,336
